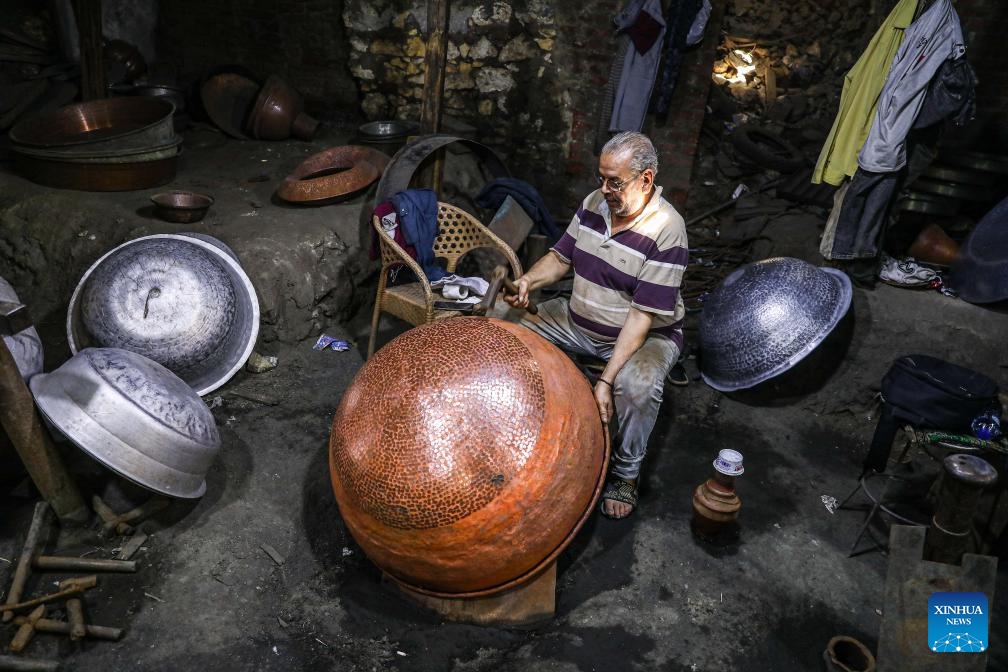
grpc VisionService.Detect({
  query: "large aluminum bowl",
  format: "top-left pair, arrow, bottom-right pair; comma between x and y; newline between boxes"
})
30,348 -> 221,498
699,257 -> 852,392
67,234 -> 259,396
0,276 -> 43,381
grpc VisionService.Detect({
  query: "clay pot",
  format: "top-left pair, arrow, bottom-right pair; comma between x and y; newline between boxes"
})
246,75 -> 318,141
692,472 -> 741,537
908,222 -> 960,267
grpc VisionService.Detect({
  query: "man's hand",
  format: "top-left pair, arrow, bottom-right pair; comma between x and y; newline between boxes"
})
594,379 -> 614,424
504,276 -> 532,309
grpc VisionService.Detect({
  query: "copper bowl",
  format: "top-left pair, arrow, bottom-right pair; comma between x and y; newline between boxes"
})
9,97 -> 175,152
150,191 -> 214,223
329,317 -> 608,597
246,75 -> 318,141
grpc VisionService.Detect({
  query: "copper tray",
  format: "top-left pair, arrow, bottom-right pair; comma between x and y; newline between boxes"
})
9,97 -> 176,152
14,148 -> 181,192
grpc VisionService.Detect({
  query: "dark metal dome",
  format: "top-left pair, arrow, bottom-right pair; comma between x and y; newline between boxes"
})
699,257 -> 852,392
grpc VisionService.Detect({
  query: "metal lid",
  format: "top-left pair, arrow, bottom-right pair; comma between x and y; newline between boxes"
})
699,257 -> 852,392
30,348 -> 221,498
67,234 -> 259,396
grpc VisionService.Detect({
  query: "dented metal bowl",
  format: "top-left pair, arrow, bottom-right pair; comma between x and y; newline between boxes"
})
699,257 -> 852,392
30,347 -> 221,498
67,234 -> 260,396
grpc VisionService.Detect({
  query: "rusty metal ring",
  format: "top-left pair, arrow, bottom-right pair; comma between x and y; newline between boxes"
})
276,145 -> 390,203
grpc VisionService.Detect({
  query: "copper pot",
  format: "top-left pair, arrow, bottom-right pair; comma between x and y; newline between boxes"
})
329,318 -> 608,597
246,75 -> 318,141
907,222 -> 960,266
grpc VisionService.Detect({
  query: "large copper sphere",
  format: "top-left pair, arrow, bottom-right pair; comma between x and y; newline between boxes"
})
329,317 -> 607,597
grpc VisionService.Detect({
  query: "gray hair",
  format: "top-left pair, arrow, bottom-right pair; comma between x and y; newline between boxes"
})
601,131 -> 658,176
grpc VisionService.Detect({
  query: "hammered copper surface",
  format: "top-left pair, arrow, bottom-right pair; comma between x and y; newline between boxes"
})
275,146 -> 388,203
330,317 -> 607,596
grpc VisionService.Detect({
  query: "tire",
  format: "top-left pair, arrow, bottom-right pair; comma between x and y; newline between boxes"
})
730,125 -> 806,173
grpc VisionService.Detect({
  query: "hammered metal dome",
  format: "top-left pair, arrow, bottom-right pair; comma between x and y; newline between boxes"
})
67,234 -> 259,396
699,257 -> 852,392
30,347 -> 221,498
329,317 -> 608,597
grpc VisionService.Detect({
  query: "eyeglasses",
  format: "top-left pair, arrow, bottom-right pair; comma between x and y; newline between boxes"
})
596,172 -> 640,192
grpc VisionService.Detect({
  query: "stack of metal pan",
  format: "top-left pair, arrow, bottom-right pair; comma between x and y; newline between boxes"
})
8,97 -> 181,191
899,150 -> 1008,218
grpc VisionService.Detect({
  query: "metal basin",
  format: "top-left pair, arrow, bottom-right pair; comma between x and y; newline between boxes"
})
200,72 -> 259,139
8,96 -> 176,152
67,234 -> 260,396
699,257 -> 852,392
12,146 -> 180,191
150,191 -> 214,223
30,347 -> 221,498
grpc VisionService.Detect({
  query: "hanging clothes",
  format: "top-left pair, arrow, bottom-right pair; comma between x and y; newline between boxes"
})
812,0 -> 918,186
858,0 -> 965,173
610,0 -> 666,133
651,0 -> 703,121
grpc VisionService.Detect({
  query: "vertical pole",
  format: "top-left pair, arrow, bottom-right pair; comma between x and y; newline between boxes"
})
0,340 -> 87,523
418,0 -> 450,193
72,0 -> 105,100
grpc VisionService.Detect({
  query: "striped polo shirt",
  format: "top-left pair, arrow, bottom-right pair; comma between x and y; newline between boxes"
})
551,186 -> 688,348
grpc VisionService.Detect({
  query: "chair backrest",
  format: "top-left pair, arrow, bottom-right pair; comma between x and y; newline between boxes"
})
432,202 -> 508,273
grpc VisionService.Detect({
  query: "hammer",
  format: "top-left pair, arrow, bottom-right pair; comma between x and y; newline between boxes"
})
475,265 -> 538,316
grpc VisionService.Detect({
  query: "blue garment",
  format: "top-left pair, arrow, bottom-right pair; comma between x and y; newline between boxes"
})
391,188 -> 446,282
474,177 -> 563,242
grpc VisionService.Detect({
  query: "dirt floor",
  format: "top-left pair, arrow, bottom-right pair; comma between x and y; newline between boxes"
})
0,121 -> 1006,671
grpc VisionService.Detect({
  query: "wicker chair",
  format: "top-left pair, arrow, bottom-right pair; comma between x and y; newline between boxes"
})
368,201 -> 523,358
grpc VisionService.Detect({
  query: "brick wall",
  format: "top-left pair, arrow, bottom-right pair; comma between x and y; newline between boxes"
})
157,0 -> 359,120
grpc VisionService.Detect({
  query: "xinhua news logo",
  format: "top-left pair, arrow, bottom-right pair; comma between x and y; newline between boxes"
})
929,592 -> 988,653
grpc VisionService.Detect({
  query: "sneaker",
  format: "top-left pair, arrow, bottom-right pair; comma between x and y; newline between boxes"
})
878,253 -> 937,288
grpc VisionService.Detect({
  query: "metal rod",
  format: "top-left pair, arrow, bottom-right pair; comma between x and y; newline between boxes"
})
0,654 -> 59,671
13,617 -> 123,641
33,556 -> 137,573
2,503 -> 50,623
0,340 -> 87,523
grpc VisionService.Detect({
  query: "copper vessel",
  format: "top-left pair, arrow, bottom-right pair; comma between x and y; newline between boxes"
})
692,473 -> 741,537
200,73 -> 259,139
329,317 -> 608,597
907,222 -> 959,267
246,75 -> 318,141
276,146 -> 388,203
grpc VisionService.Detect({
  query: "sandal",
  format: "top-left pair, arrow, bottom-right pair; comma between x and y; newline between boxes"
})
600,479 -> 638,519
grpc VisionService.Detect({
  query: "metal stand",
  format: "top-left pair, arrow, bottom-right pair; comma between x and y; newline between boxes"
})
838,471 -> 930,557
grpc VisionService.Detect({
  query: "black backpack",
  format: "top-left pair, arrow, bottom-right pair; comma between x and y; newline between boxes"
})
862,354 -> 1001,476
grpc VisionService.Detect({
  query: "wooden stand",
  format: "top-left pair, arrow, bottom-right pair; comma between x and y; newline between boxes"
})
387,561 -> 556,627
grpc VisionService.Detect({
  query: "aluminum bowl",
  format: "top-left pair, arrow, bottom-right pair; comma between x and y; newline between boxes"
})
357,119 -> 419,140
150,191 -> 214,223
0,276 -> 42,382
30,347 -> 220,498
67,234 -> 260,396
699,257 -> 852,392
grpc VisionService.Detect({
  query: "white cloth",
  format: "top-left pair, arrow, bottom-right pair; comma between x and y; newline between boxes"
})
857,0 -> 965,173
431,275 -> 489,304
